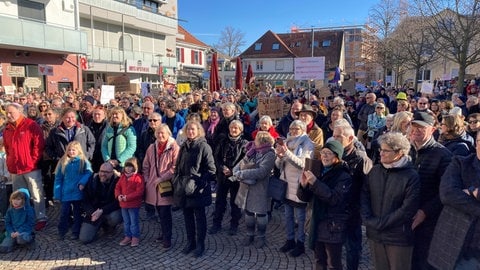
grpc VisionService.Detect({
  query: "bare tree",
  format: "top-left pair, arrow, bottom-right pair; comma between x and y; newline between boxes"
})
213,26 -> 246,57
390,16 -> 440,89
367,0 -> 402,85
412,0 -> 480,93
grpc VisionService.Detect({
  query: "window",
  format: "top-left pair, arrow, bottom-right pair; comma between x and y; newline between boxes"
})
272,43 -> 280,50
295,42 -> 301,47
119,35 -> 133,51
309,41 -> 319,48
256,61 -> 263,71
254,43 -> 262,51
275,60 -> 284,70
191,50 -> 201,65
322,40 -> 331,47
18,0 -> 45,23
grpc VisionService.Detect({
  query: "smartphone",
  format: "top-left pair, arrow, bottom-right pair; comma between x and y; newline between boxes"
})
276,137 -> 284,146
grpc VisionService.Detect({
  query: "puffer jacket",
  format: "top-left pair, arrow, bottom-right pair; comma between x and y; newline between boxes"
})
410,137 -> 452,228
174,137 -> 216,208
4,117 -> 45,174
275,134 -> 314,204
361,161 -> 420,246
142,137 -> 179,206
4,188 -> 35,235
234,148 -> 276,214
45,122 -> 96,160
53,157 -> 93,202
101,124 -> 137,167
297,162 -> 352,247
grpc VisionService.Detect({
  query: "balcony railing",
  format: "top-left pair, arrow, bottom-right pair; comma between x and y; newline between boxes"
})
80,0 -> 176,29
0,15 -> 87,54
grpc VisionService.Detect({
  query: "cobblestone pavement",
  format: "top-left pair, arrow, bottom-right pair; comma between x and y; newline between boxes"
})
0,202 -> 374,270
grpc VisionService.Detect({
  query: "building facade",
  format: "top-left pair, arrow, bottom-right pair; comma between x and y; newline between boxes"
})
79,0 -> 178,93
0,0 -> 87,94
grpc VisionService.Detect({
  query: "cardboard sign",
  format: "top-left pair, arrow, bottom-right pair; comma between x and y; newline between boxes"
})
107,74 -> 130,93
7,66 -> 25,77
257,96 -> 288,120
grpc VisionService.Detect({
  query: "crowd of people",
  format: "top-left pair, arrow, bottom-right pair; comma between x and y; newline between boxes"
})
0,80 -> 479,269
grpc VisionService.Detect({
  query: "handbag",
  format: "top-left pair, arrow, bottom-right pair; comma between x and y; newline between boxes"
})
268,175 -> 287,202
156,180 -> 173,197
154,145 -> 173,197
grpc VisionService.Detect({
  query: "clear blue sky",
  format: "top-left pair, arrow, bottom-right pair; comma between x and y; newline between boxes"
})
178,0 -> 380,51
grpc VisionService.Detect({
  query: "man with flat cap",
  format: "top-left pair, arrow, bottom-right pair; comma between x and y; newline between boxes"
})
297,104 -> 324,159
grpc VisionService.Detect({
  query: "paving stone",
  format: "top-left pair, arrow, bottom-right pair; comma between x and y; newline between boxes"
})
0,203 -> 374,269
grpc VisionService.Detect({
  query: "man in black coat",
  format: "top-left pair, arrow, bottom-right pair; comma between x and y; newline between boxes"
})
276,100 -> 303,138
409,111 -> 452,270
78,162 -> 121,244
332,120 -> 373,270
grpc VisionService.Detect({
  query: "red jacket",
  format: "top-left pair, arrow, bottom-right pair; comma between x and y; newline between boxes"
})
252,126 -> 280,140
114,173 -> 145,208
3,117 -> 45,174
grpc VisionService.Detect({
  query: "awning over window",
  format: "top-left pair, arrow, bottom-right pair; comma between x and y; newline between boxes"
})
255,73 -> 294,81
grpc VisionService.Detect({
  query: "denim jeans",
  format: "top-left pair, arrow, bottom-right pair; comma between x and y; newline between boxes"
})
121,208 -> 140,238
284,203 -> 306,243
12,170 -> 45,220
79,209 -> 122,244
0,232 -> 33,248
58,200 -> 83,236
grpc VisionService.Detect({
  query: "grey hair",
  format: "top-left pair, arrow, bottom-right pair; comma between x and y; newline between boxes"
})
333,96 -> 345,106
149,112 -> 162,120
333,119 -> 354,137
377,132 -> 411,156
229,120 -> 244,132
5,102 -> 24,113
289,120 -> 307,132
259,115 -> 273,126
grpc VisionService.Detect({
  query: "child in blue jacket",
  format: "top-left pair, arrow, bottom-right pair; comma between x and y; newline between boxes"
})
0,188 -> 35,253
54,141 -> 93,240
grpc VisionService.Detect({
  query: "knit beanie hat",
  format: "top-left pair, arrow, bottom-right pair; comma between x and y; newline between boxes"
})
323,140 -> 344,158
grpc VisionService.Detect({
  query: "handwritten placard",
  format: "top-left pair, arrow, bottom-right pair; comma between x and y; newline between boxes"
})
257,96 -> 289,120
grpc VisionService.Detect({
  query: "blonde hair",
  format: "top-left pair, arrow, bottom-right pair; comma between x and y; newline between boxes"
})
255,131 -> 275,146
10,190 -> 26,206
108,106 -> 132,127
182,120 -> 206,139
56,141 -> 87,174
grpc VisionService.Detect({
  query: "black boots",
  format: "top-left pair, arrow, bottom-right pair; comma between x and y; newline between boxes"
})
181,242 -> 196,254
193,242 -> 205,257
289,241 -> 305,257
279,239 -> 296,252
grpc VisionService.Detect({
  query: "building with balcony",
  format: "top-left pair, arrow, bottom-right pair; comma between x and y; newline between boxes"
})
79,0 -> 178,93
0,0 -> 87,94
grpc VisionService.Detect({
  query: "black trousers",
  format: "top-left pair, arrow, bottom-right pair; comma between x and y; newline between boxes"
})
212,179 -> 241,228
183,206 -> 207,245
314,241 -> 343,270
155,205 -> 172,241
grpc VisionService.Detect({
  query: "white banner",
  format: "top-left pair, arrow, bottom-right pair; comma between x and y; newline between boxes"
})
294,57 -> 325,80
100,85 -> 115,105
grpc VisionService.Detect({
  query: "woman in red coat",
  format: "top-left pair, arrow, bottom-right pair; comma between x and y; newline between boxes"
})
252,115 -> 280,140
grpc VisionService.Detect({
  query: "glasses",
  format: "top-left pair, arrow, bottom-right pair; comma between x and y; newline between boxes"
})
148,119 -> 160,122
99,170 -> 113,174
418,102 -> 428,105
143,107 -> 152,110
39,104 -> 48,107
320,151 -> 335,157
379,149 -> 397,153
289,127 -> 301,130
376,107 -> 385,109
469,120 -> 479,124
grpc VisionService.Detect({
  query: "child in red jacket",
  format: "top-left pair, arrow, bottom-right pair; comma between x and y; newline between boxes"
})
114,157 -> 144,247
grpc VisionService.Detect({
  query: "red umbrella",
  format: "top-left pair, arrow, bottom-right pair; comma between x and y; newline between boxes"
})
235,57 -> 243,90
245,64 -> 254,85
209,53 -> 220,92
